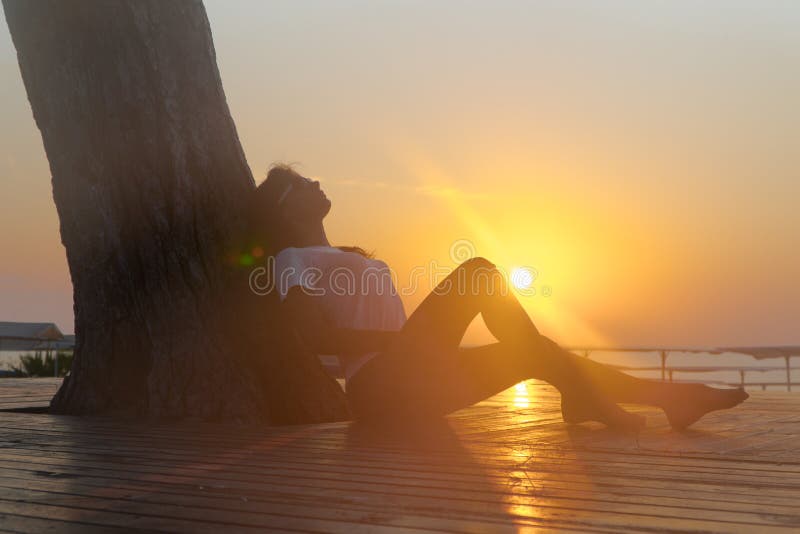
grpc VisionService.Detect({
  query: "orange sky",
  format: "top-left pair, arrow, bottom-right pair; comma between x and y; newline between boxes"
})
1,2 -> 798,346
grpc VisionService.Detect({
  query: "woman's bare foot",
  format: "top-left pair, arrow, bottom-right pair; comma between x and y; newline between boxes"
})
662,385 -> 749,430
561,394 -> 646,432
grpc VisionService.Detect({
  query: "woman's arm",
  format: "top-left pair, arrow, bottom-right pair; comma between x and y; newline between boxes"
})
283,287 -> 399,354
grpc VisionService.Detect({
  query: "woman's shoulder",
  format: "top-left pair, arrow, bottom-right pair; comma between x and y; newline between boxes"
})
275,245 -> 336,260
275,246 -> 353,271
363,257 -> 390,270
337,249 -> 390,271
275,246 -> 389,270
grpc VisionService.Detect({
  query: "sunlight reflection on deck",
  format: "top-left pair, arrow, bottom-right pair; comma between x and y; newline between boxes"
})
500,381 -> 598,531
514,381 -> 531,409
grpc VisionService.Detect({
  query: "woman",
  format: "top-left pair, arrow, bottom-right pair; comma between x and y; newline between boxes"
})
250,165 -> 748,431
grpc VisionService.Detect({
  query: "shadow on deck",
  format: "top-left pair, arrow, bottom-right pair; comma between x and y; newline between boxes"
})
0,378 -> 799,532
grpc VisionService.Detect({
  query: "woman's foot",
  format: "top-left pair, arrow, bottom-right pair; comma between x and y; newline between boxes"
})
561,394 -> 646,432
662,385 -> 749,430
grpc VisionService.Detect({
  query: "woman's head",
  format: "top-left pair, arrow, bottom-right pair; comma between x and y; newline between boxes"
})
249,165 -> 331,253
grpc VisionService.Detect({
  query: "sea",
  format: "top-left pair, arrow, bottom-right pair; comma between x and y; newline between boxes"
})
2,348 -> 795,391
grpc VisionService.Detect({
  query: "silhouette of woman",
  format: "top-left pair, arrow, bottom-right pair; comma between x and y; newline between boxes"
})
250,165 -> 748,431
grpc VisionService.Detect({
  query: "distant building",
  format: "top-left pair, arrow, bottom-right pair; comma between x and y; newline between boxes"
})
0,321 -> 73,352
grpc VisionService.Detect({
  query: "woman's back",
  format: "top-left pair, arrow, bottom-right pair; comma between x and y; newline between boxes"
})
274,246 -> 406,380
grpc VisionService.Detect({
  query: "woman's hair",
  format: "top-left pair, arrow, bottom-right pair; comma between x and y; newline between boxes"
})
247,164 -> 373,259
248,164 -> 297,255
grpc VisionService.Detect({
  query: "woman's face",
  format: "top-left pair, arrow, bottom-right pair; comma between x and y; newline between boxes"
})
279,173 -> 331,225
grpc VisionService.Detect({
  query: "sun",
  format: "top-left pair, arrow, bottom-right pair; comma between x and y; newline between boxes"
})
510,267 -> 534,290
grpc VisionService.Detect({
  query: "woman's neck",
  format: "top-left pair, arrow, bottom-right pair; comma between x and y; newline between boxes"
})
292,222 -> 330,248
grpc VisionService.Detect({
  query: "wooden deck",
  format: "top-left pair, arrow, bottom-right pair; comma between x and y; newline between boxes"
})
1,378 -> 799,532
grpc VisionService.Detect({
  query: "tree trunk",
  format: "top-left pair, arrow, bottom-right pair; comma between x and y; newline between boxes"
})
3,0 -> 350,423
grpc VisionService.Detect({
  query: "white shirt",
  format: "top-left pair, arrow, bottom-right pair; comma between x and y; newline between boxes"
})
274,246 -> 407,382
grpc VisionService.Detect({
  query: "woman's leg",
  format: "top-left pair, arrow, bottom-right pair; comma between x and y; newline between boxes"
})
404,257 -> 747,422
349,257 -> 746,429
395,258 -> 660,405
349,257 -> 644,428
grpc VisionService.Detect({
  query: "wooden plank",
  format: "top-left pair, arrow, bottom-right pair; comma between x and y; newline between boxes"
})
0,512 -> 131,533
4,414 -> 800,475
1,457 -> 799,523
4,426 -> 796,496
0,378 -> 59,411
1,456 -> 796,516
1,449 -> 799,530
0,494 -> 411,534
1,378 -> 800,532
3,436 -> 800,494
4,432 -> 800,495
0,474 -> 791,533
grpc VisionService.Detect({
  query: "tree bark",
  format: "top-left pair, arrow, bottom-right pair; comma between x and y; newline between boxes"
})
3,0 -> 350,422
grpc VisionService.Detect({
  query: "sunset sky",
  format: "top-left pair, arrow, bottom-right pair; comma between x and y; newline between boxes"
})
1,1 -> 798,347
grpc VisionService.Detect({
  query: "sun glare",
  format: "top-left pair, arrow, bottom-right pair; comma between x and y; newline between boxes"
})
513,381 -> 530,409
510,267 -> 534,290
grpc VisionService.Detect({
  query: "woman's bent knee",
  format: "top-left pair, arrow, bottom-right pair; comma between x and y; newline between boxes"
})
456,257 -> 506,297
461,256 -> 495,271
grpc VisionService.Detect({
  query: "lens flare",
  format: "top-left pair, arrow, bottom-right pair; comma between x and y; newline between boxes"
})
510,267 -> 533,290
